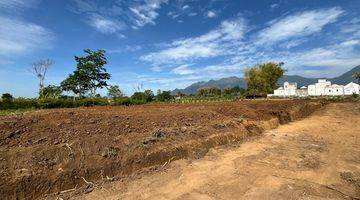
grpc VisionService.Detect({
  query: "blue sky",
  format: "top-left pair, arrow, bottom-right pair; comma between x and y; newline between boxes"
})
0,0 -> 360,97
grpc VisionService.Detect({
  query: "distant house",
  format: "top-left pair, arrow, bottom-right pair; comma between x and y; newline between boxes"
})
268,79 -> 359,97
296,86 -> 308,97
308,79 -> 332,96
324,84 -> 344,96
272,82 -> 297,97
344,82 -> 360,95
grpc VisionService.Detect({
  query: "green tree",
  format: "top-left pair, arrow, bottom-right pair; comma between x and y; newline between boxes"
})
223,86 -> 246,96
353,72 -> 360,84
108,85 -> 124,99
245,62 -> 286,97
156,91 -> 173,101
197,87 -> 221,97
144,89 -> 154,102
61,70 -> 90,98
39,85 -> 62,99
61,49 -> 110,97
76,49 -> 110,96
131,89 -> 154,103
1,93 -> 13,102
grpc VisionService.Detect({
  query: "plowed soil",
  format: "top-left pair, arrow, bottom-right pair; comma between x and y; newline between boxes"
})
79,102 -> 360,200
0,100 -> 323,199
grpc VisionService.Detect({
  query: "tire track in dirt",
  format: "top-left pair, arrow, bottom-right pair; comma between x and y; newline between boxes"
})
79,103 -> 360,200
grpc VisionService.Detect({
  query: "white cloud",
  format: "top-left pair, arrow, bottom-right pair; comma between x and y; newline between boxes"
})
257,7 -> 344,45
292,39 -> 360,69
108,45 -> 142,54
72,0 -> 168,34
270,3 -> 279,10
151,66 -> 162,72
129,0 -> 168,27
141,17 -> 247,67
0,0 -> 35,10
88,15 -> 125,34
182,5 -> 189,10
136,6 -> 360,88
0,16 -> 53,56
206,10 -> 217,18
172,64 -> 195,75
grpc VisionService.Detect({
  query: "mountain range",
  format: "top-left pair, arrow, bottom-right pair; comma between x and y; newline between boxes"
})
172,65 -> 360,95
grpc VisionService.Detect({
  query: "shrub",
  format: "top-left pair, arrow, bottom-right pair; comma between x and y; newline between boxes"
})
1,93 -> 14,102
0,98 -> 38,110
352,93 -> 359,99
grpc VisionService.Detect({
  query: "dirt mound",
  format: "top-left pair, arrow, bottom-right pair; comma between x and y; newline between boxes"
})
0,100 -> 323,199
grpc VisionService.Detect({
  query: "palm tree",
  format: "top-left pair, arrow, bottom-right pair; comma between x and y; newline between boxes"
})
353,72 -> 360,84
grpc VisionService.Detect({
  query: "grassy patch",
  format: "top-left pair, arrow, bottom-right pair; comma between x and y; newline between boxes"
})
0,109 -> 35,116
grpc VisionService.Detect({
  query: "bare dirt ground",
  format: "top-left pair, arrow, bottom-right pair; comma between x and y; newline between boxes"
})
79,103 -> 360,200
0,100 -> 322,199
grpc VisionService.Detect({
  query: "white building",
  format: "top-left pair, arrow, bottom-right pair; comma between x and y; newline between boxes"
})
268,79 -> 360,97
344,82 -> 360,95
324,84 -> 344,96
308,79 -> 332,96
272,82 -> 297,97
296,86 -> 308,97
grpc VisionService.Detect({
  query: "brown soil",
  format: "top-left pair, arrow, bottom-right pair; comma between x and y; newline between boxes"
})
0,100 -> 323,199
78,102 -> 360,200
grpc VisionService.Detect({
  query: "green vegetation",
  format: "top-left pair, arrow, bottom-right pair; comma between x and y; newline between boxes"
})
39,85 -> 62,99
353,72 -> 360,84
0,53 -> 289,112
61,49 -> 110,97
107,85 -> 124,99
245,62 -> 286,97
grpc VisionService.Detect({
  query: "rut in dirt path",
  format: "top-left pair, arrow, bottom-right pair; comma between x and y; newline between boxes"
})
79,103 -> 360,200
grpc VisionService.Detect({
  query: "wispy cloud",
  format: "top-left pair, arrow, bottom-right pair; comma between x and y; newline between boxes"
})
88,14 -> 125,34
172,64 -> 195,75
108,45 -> 142,54
270,3 -> 279,10
138,6 -> 359,86
0,15 -> 53,57
0,0 -> 36,11
129,0 -> 168,27
257,7 -> 344,45
206,10 -> 217,18
141,17 -> 247,68
72,0 -> 168,35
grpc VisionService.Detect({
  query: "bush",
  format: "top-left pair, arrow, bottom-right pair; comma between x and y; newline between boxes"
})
0,98 -> 38,110
111,97 -> 132,106
352,93 -> 359,99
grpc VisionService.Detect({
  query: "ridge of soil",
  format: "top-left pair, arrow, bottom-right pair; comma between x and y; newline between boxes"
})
78,102 -> 360,200
0,100 -> 323,199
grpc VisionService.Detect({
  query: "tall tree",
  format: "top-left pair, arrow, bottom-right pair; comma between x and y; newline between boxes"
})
61,49 -> 110,97
31,59 -> 53,94
61,70 -> 90,98
245,62 -> 286,97
353,72 -> 360,84
1,93 -> 13,102
39,85 -> 62,99
107,85 -> 124,99
76,49 -> 110,96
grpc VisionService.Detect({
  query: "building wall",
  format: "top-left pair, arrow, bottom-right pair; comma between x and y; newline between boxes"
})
269,79 -> 358,97
274,89 -> 285,96
324,86 -> 344,96
308,85 -> 316,96
344,82 -> 360,95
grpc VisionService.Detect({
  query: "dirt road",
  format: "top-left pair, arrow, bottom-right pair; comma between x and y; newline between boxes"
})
79,103 -> 360,200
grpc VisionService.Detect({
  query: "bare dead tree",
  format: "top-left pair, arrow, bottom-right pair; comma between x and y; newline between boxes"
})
30,59 -> 53,91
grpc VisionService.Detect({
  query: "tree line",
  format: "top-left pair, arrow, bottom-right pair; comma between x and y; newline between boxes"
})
2,48 -> 359,110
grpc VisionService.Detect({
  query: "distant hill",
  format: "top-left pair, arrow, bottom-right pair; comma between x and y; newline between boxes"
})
172,76 -> 246,95
172,65 -> 360,95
